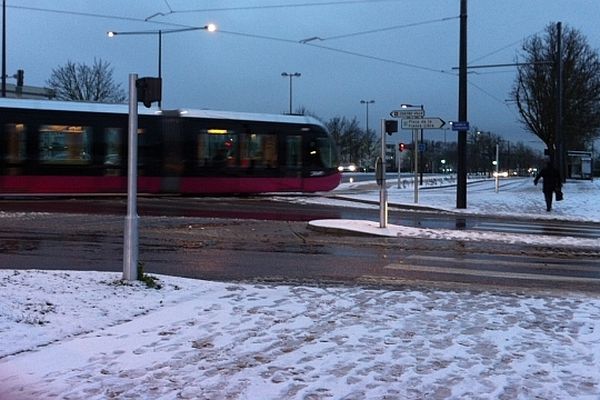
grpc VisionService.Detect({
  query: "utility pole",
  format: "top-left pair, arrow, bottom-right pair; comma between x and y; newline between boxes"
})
555,22 -> 565,182
456,0 -> 468,209
2,0 -> 6,98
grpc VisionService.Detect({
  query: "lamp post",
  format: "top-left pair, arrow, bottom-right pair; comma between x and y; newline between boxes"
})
360,99 -> 375,133
281,72 -> 301,114
108,24 -> 217,107
359,100 -> 374,165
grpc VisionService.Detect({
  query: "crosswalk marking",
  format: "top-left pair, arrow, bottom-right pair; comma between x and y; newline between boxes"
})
384,263 -> 600,284
405,255 -> 600,272
473,221 -> 600,238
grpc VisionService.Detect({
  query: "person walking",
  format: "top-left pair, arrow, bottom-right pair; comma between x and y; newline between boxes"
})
534,161 -> 562,211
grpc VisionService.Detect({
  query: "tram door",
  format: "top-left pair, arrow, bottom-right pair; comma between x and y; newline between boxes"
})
159,111 -> 183,193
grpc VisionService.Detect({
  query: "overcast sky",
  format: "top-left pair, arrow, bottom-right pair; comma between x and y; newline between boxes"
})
6,1 -> 600,149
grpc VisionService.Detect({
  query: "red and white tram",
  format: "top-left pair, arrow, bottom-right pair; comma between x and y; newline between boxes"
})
0,98 -> 341,195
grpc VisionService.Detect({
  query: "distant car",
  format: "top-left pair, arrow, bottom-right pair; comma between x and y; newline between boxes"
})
337,163 -> 357,172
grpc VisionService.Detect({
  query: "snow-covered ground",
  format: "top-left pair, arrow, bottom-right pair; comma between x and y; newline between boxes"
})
1,176 -> 599,399
331,174 -> 600,223
304,176 -> 600,248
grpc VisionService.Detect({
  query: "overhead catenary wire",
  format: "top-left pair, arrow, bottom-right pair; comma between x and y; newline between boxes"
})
10,3 -> 459,76
165,0 -> 404,14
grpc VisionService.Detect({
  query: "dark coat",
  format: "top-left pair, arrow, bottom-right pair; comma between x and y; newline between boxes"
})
534,163 -> 561,193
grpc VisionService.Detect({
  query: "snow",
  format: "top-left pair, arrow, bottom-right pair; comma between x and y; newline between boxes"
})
304,176 -> 600,248
1,176 -> 600,399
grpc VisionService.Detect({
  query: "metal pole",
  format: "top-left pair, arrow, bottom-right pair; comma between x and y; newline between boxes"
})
495,143 -> 500,193
380,119 -> 388,228
158,30 -> 162,108
419,129 -> 424,185
413,129 -> 419,203
365,102 -> 370,134
555,22 -> 565,182
123,73 -> 139,281
397,146 -> 401,189
456,0 -> 468,209
2,0 -> 6,98
288,75 -> 293,114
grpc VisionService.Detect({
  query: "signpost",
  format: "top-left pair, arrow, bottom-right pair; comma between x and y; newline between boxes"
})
390,109 -> 424,119
390,108 -> 447,204
401,117 -> 446,130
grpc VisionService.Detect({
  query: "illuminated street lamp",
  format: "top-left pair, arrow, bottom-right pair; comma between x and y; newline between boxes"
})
108,24 -> 217,107
281,72 -> 301,114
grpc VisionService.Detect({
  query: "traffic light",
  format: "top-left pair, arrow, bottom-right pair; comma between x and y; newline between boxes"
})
16,69 -> 24,87
136,77 -> 162,108
398,142 -> 405,152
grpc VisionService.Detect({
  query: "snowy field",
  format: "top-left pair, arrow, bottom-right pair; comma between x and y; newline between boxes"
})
0,176 -> 599,399
1,270 -> 600,400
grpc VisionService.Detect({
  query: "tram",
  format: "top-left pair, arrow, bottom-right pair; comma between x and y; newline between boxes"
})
0,98 -> 341,195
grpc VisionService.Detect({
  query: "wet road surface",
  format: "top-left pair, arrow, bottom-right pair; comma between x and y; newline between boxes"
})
2,196 -> 599,239
0,210 -> 598,293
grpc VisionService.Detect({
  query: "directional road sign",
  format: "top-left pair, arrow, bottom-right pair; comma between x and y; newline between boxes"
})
401,117 -> 445,130
390,109 -> 425,119
450,121 -> 469,131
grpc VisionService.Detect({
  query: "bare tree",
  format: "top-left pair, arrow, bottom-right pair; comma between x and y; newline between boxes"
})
511,23 -> 600,159
47,59 -> 126,103
326,116 -> 375,167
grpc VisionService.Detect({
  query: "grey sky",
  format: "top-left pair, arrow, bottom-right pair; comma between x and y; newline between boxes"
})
6,1 -> 600,150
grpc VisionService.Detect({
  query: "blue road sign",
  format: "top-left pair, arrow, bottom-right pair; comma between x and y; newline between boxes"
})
451,121 -> 469,131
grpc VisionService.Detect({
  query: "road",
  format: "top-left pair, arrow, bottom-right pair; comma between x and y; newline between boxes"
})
0,197 -> 599,293
2,195 -> 599,239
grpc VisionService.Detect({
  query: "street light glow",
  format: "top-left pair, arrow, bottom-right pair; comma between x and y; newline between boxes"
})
107,23 -> 217,108
401,103 -> 424,109
107,24 -> 217,37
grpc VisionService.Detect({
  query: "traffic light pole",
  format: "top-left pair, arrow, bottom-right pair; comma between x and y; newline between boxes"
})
123,73 -> 139,282
379,119 -> 388,228
413,129 -> 419,203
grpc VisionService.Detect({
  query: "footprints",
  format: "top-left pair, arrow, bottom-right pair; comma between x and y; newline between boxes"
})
3,272 -> 600,399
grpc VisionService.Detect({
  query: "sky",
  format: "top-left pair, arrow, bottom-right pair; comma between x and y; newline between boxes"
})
6,1 -> 600,151
1,177 -> 599,399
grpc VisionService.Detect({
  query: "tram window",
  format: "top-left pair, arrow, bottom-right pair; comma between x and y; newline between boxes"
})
196,129 -> 238,168
4,123 -> 26,163
310,137 -> 337,169
286,135 -> 302,168
240,132 -> 278,169
104,127 -> 122,166
39,125 -> 92,165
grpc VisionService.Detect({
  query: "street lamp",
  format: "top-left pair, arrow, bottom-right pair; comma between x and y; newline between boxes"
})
360,100 -> 375,133
359,100 -> 375,165
108,24 -> 217,107
281,72 -> 301,114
